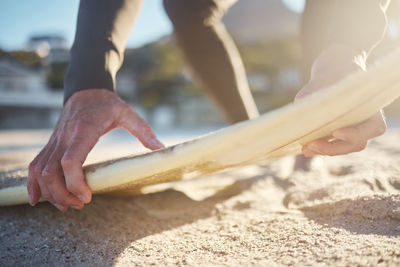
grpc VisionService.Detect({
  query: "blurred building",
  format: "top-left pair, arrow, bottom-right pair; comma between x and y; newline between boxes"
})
0,44 -> 63,129
0,55 -> 45,92
0,1 -> 305,129
26,35 -> 68,58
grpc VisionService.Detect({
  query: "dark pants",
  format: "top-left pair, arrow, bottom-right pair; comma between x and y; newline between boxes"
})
164,0 -> 258,123
163,0 -> 385,123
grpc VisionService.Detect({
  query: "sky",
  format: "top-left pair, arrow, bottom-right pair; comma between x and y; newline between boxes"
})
282,0 -> 305,13
0,0 -> 172,51
0,0 -> 304,51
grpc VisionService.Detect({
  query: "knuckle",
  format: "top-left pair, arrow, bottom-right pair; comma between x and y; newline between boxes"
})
28,161 -> 35,172
32,165 -> 43,178
376,122 -> 387,136
41,168 -> 54,180
28,162 -> 38,177
66,182 -> 81,194
61,156 -> 75,169
355,141 -> 367,152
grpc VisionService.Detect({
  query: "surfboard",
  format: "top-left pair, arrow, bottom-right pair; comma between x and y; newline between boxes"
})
1,48 -> 400,206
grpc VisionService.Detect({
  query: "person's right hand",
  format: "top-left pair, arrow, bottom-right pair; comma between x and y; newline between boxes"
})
295,44 -> 386,158
27,89 -> 164,211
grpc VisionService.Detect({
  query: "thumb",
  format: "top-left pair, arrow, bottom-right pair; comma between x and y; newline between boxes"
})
294,82 -> 317,102
121,110 -> 164,150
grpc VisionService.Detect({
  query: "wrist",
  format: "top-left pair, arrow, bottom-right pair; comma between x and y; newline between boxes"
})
64,88 -> 116,106
309,43 -> 360,84
295,44 -> 362,101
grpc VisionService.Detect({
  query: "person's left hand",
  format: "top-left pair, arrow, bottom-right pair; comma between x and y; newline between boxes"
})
295,44 -> 386,158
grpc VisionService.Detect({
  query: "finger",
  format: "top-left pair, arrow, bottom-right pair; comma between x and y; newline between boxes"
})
38,170 -> 68,212
61,129 -> 99,204
42,144 -> 85,210
303,111 -> 386,157
27,161 -> 41,206
34,148 -> 60,208
294,82 -> 316,101
28,142 -> 57,205
35,169 -> 56,204
41,164 -> 84,211
332,111 -> 386,142
121,108 -> 164,150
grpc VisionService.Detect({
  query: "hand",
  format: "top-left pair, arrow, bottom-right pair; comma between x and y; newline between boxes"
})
28,89 -> 164,211
295,44 -> 386,157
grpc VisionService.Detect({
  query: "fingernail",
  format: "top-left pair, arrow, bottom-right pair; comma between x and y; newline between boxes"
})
303,148 -> 315,158
332,130 -> 345,140
77,194 -> 90,204
71,205 -> 83,210
307,144 -> 322,154
54,203 -> 67,212
151,139 -> 165,148
28,194 -> 34,206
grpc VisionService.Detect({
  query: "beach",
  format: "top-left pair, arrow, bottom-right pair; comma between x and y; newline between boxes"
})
0,127 -> 399,266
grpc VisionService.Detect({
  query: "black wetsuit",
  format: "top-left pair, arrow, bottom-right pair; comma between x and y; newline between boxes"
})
64,0 -> 386,122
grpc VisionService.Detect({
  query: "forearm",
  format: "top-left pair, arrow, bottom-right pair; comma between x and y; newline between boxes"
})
301,0 -> 389,77
64,0 -> 142,103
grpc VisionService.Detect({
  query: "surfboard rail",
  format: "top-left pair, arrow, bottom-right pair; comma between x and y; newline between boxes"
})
1,48 -> 400,206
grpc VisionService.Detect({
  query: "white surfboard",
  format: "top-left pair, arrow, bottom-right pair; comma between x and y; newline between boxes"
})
1,48 -> 400,206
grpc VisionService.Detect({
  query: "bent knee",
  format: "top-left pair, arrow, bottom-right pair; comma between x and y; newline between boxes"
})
163,0 -> 222,29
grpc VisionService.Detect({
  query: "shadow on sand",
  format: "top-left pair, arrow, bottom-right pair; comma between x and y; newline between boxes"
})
0,175 -> 264,266
300,195 -> 400,236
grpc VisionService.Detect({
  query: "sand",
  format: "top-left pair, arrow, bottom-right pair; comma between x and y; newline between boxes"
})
0,128 -> 400,266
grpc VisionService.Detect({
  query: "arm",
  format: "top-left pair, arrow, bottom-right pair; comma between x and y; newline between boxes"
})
28,0 -> 164,212
296,0 -> 389,157
64,0 -> 142,101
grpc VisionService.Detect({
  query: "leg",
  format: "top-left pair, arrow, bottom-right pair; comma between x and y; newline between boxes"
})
163,0 -> 259,123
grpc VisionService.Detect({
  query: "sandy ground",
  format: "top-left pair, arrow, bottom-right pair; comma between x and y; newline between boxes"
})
0,127 -> 400,266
